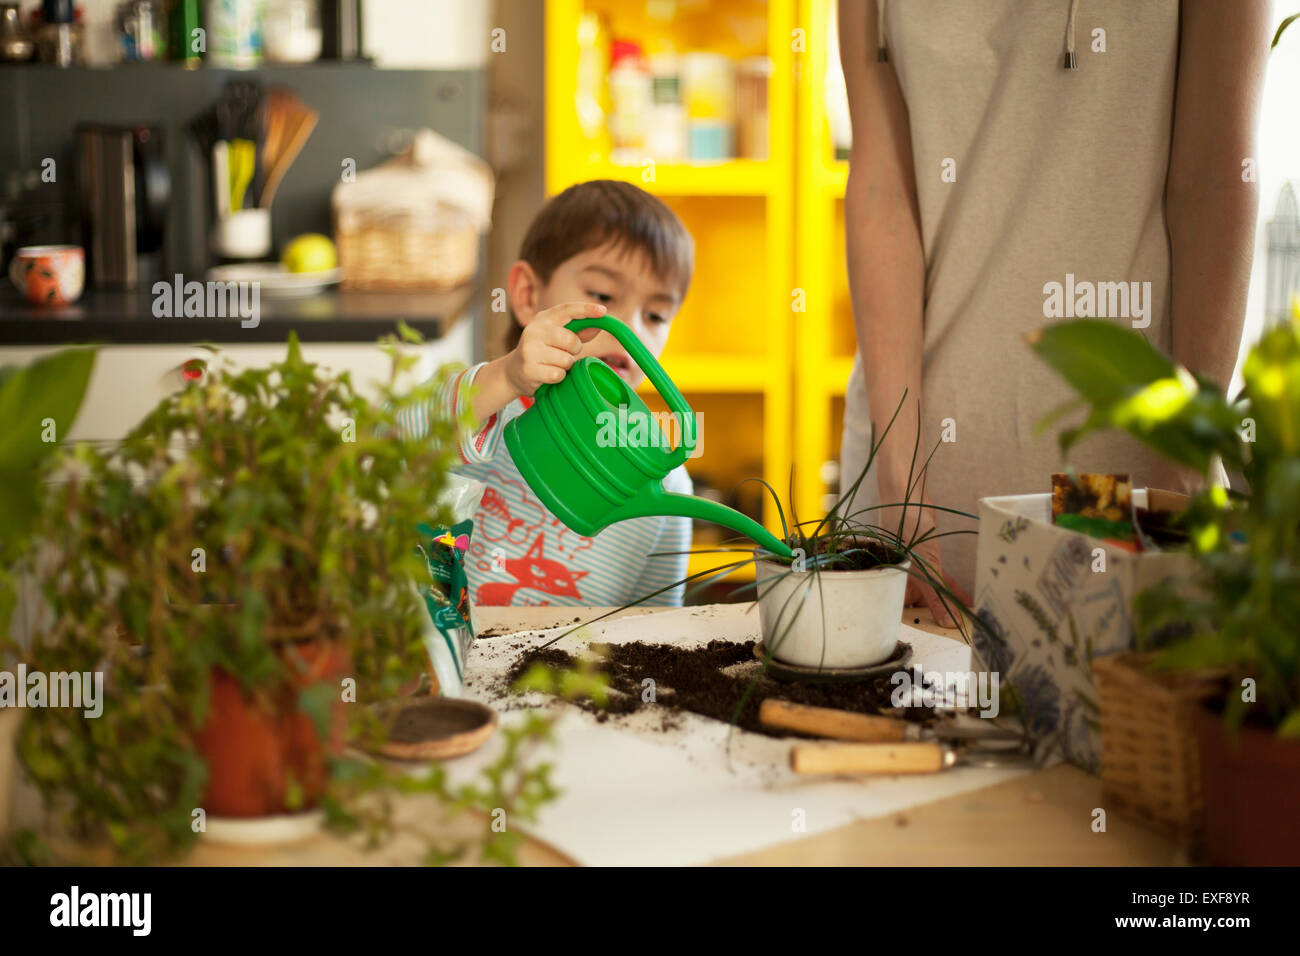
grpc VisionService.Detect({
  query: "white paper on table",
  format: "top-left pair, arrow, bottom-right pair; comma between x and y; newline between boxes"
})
446,604 -> 1031,866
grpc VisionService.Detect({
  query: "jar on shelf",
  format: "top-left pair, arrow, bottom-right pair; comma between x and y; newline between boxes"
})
646,53 -> 686,162
206,0 -> 264,69
736,56 -> 771,160
265,0 -> 321,64
608,39 -> 650,165
681,52 -> 734,161
117,0 -> 168,63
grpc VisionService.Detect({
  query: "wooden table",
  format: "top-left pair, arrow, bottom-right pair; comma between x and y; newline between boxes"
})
10,604 -> 1181,866
471,604 -> 1183,867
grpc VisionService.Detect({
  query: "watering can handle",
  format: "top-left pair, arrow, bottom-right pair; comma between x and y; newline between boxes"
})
566,316 -> 697,469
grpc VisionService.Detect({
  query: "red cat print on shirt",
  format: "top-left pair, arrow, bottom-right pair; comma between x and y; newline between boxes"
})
475,532 -> 588,606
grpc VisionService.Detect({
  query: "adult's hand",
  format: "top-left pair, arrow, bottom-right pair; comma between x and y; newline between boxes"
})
904,534 -> 973,630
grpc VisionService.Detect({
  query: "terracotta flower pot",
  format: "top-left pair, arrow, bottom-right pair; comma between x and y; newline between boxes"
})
193,640 -> 349,818
1193,704 -> 1300,865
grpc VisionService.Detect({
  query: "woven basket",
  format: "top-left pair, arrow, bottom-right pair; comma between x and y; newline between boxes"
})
336,213 -> 479,291
1094,652 -> 1222,840
332,130 -> 492,292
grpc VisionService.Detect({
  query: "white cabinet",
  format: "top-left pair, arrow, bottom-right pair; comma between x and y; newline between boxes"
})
0,318 -> 473,442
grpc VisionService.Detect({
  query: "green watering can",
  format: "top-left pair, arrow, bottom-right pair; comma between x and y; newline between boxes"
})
503,316 -> 794,559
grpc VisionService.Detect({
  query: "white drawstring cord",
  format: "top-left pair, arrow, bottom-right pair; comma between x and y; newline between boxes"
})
877,0 -> 888,62
1063,0 -> 1080,69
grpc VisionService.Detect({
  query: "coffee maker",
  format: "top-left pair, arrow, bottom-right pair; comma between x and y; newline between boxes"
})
76,123 -> 170,289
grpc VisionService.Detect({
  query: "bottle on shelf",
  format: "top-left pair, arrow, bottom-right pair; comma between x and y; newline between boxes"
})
646,53 -> 686,162
608,39 -> 650,166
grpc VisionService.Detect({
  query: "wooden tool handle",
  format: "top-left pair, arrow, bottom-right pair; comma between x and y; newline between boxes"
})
790,742 -> 948,775
759,699 -> 909,742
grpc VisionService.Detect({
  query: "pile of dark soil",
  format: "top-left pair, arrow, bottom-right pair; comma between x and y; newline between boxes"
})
779,535 -> 905,571
503,639 -> 929,737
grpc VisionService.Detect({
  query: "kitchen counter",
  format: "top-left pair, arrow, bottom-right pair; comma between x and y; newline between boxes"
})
0,285 -> 474,345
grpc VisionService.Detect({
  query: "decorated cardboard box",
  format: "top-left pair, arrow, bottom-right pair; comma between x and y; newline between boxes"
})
972,488 -> 1196,772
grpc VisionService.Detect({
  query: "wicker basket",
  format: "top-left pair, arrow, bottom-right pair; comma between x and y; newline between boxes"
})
332,130 -> 492,292
336,210 -> 479,291
1094,652 -> 1222,840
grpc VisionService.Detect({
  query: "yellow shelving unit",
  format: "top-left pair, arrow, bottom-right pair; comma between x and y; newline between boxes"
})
793,0 -> 854,525
545,0 -> 796,582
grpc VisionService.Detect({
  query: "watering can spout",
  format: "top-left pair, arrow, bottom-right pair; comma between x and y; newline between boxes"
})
611,485 -> 794,560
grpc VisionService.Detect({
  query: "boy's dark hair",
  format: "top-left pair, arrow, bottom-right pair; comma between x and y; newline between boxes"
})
506,180 -> 694,349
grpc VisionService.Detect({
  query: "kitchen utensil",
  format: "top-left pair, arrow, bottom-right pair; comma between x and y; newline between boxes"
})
212,140 -> 231,216
790,740 -> 1039,775
502,315 -> 795,558
228,137 -> 257,210
79,123 -> 169,288
760,699 -> 1024,744
259,94 -> 318,208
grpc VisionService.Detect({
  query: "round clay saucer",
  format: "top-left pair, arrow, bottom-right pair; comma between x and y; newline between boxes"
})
752,640 -> 913,683
365,696 -> 498,761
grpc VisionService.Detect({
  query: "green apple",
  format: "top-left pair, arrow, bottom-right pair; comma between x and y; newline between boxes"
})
282,233 -> 338,273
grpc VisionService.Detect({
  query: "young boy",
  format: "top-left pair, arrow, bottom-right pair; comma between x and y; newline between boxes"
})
398,180 -> 696,607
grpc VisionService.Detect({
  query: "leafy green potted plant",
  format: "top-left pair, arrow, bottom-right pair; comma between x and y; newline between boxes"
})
1030,310 -> 1300,864
2,333 -> 567,864
0,347 -> 96,838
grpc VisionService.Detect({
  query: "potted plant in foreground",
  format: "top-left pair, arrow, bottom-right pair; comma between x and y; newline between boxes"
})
1030,311 -> 1300,865
2,332 -> 565,865
0,348 -> 96,838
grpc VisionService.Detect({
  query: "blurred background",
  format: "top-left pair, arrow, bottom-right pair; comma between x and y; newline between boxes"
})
2,0 -> 1298,592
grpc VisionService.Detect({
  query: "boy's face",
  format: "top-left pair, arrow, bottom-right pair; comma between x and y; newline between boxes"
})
515,242 -> 684,390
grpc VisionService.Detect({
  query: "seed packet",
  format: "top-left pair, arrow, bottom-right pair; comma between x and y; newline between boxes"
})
1051,473 -> 1137,550
416,475 -> 485,697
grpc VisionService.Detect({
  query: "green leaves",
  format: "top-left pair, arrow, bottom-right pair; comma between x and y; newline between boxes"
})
5,333 -> 484,862
1034,317 -> 1300,735
0,347 -> 96,557
1029,320 -> 1243,473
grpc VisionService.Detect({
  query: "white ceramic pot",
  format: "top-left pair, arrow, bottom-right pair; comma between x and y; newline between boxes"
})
754,558 -> 910,669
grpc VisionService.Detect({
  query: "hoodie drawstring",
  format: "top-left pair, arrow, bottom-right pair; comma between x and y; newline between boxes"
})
1063,0 -> 1080,69
876,0 -> 888,62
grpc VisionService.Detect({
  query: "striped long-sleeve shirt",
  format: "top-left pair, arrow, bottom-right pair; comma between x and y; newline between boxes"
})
395,363 -> 692,607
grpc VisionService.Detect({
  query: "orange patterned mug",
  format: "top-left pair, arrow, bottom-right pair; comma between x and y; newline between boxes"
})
8,245 -> 85,307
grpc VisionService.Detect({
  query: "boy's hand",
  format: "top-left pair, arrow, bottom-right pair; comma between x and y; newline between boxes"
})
469,302 -> 606,424
504,301 -> 607,397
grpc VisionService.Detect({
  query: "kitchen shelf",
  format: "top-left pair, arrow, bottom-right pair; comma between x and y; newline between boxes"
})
546,0 -> 795,543
565,159 -> 777,197
794,0 -> 854,521
0,285 -> 472,344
